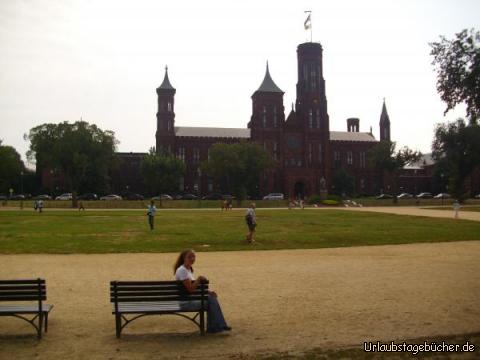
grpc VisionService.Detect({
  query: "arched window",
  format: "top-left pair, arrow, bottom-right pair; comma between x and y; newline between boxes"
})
308,109 -> 313,129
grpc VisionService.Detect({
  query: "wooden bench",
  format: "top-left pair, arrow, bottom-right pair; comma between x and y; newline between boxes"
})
110,280 -> 209,338
0,279 -> 54,339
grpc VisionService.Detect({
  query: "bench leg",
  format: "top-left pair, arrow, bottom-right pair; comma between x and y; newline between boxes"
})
199,310 -> 205,336
44,312 -> 49,333
115,314 -> 122,338
37,313 -> 43,339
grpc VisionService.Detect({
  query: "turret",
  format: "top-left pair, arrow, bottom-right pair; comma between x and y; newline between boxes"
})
379,99 -> 391,141
156,66 -> 176,154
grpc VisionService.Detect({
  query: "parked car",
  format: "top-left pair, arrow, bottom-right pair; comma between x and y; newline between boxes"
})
202,193 -> 223,200
125,193 -> 144,200
263,193 -> 285,200
376,193 -> 393,200
434,193 -> 451,199
55,193 -> 73,201
181,193 -> 198,200
10,194 -> 26,200
416,192 -> 433,199
0,195 -> 7,201
34,194 -> 52,200
222,194 -> 235,200
100,194 -> 123,200
78,193 -> 98,200
475,194 -> 480,199
172,194 -> 184,200
397,193 -> 413,199
151,194 -> 173,201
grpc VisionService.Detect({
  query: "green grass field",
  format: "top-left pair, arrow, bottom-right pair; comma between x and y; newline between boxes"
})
1,209 -> 479,254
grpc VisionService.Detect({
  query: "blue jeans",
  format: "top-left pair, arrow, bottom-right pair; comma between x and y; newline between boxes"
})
180,294 -> 228,333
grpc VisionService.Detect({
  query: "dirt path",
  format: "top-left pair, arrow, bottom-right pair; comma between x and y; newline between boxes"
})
338,206 -> 480,222
1,242 -> 479,359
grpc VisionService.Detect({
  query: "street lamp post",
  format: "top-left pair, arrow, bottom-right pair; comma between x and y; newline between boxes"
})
197,168 -> 202,208
440,173 -> 445,205
20,171 -> 24,210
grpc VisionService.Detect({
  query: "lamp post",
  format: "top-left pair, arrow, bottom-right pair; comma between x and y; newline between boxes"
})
20,171 -> 24,210
197,168 -> 202,208
440,173 -> 445,205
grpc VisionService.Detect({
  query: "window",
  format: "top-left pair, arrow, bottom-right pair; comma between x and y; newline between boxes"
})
167,120 -> 172,131
273,106 -> 277,128
316,109 -> 320,128
318,143 -> 322,163
360,178 -> 365,189
193,179 -> 199,193
311,66 -> 316,90
273,142 -> 278,160
207,178 -> 213,192
177,147 -> 185,162
347,151 -> 353,165
262,106 -> 267,128
334,151 -> 341,161
207,149 -> 211,161
263,142 -> 267,151
360,152 -> 366,168
308,143 -> 313,164
308,109 -> 313,129
193,147 -> 200,164
167,102 -> 172,112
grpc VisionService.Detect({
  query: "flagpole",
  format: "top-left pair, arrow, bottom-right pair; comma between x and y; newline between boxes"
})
304,10 -> 312,42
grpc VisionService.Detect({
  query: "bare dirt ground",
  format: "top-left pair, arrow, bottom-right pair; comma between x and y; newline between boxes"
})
1,242 -> 479,359
338,206 -> 480,222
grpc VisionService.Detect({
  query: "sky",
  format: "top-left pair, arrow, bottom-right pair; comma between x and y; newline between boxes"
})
1,0 -> 479,166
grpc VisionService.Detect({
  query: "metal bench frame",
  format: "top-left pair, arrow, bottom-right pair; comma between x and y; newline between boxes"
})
110,280 -> 209,338
0,279 -> 53,339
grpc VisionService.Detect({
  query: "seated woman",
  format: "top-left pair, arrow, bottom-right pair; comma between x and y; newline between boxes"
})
174,249 -> 231,333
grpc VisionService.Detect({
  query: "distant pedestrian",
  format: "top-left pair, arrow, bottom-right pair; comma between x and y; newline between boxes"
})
453,200 -> 460,219
34,200 -> 38,211
38,200 -> 44,213
147,200 -> 156,230
245,203 -> 256,243
78,201 -> 85,211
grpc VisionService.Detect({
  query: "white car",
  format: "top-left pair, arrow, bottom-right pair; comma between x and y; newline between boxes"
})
100,194 -> 123,201
263,193 -> 284,200
434,193 -> 451,199
397,193 -> 413,199
55,193 -> 72,201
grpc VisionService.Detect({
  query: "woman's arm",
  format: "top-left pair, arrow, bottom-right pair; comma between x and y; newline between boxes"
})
182,276 -> 207,294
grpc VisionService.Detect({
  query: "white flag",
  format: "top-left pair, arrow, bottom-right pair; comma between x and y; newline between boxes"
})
304,13 -> 311,30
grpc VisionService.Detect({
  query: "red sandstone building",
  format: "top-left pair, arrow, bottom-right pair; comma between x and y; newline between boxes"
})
155,42 -> 390,198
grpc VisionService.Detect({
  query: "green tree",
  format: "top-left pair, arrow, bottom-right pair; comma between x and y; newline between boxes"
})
331,168 -> 355,197
0,140 -> 25,194
141,148 -> 186,197
201,142 -> 273,202
430,29 -> 480,124
432,119 -> 480,200
26,121 -> 117,206
368,141 -> 422,193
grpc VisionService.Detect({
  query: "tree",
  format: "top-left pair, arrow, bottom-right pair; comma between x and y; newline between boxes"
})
0,141 -> 25,194
201,142 -> 273,202
432,119 -> 480,200
141,148 -> 186,197
331,168 -> 355,197
26,121 -> 117,206
430,29 -> 480,124
368,141 -> 422,193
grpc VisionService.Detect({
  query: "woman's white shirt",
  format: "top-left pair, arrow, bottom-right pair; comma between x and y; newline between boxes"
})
175,265 -> 195,281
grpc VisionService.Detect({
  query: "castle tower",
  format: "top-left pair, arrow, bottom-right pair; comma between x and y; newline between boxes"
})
379,99 -> 391,141
295,42 -> 329,134
155,66 -> 176,154
249,62 -> 285,140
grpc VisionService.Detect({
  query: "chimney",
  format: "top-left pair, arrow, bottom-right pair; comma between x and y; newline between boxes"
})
347,118 -> 360,132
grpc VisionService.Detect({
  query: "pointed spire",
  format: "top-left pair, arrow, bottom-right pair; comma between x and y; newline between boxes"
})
255,61 -> 284,93
158,65 -> 175,90
380,98 -> 390,124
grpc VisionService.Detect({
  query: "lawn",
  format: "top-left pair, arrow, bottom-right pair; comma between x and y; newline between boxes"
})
0,209 -> 480,254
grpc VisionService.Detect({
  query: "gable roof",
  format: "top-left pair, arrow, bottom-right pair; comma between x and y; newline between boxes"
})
330,131 -> 377,142
175,126 -> 250,138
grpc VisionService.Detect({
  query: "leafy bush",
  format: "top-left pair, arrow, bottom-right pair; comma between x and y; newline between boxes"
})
307,194 -> 323,205
326,194 -> 342,202
322,199 -> 339,206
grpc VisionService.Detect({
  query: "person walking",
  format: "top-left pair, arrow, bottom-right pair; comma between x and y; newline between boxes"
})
38,199 -> 44,213
245,203 -> 256,243
147,200 -> 156,230
174,249 -> 231,333
453,200 -> 460,219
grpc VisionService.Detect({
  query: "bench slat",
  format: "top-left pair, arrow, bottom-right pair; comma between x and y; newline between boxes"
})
0,304 -> 53,314
0,295 -> 47,301
0,279 -> 45,285
111,290 -> 205,297
112,296 -> 205,302
0,291 -> 46,296
112,281 -> 181,285
0,285 -> 46,291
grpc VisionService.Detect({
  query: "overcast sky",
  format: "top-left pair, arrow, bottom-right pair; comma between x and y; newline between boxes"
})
1,0 -> 479,165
